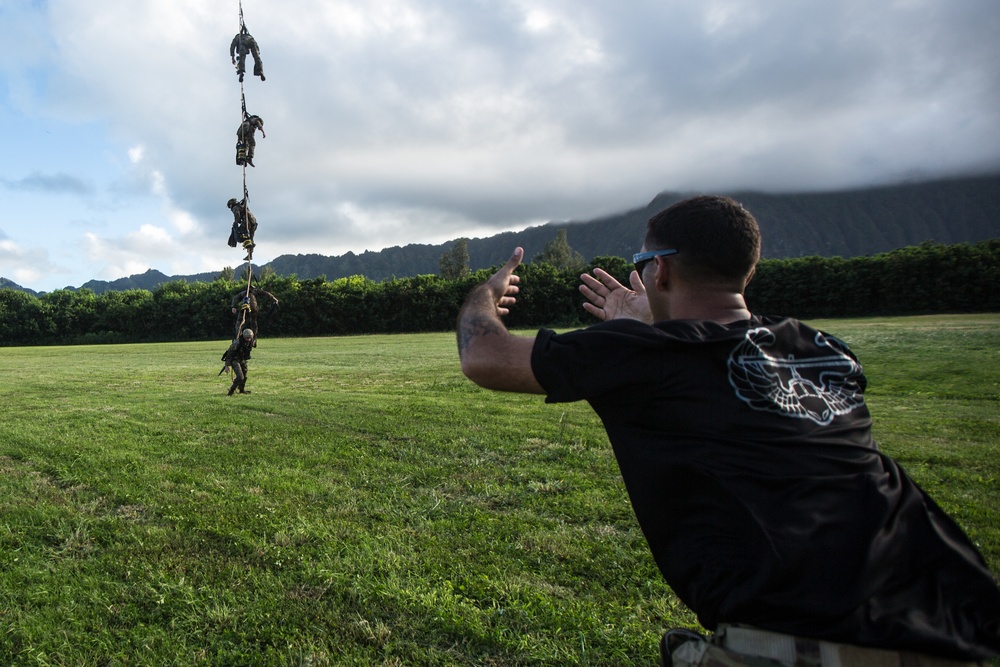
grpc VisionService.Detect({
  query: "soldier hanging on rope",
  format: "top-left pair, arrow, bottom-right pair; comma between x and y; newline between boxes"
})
230,25 -> 265,82
231,283 -> 279,343
226,197 -> 257,261
236,113 -> 265,167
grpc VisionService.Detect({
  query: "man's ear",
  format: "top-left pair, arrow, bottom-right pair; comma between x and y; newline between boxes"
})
744,266 -> 756,288
653,255 -> 671,291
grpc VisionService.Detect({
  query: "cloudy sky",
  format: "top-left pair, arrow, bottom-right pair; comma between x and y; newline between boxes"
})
1,0 -> 998,292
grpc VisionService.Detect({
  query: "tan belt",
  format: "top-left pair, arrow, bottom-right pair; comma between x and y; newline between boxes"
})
716,625 -> 983,667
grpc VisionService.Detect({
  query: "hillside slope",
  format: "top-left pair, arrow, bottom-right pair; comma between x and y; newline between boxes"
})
270,173 -> 1000,281
5,174 -> 998,294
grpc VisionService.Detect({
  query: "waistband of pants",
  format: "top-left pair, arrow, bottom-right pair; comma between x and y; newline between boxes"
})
717,624 -> 982,667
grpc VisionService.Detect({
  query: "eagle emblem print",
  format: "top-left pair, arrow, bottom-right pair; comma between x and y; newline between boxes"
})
727,328 -> 865,426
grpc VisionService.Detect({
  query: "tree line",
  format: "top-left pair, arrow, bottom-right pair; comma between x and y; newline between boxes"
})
0,239 -> 996,347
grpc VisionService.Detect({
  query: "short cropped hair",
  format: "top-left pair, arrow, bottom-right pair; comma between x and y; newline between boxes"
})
645,195 -> 761,285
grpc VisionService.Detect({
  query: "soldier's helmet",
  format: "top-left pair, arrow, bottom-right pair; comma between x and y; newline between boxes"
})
242,329 -> 254,340
227,198 -> 238,209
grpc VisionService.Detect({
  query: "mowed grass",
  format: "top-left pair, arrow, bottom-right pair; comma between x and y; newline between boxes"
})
0,314 -> 997,666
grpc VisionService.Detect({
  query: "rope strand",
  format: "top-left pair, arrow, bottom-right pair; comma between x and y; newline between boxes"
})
234,0 -> 254,335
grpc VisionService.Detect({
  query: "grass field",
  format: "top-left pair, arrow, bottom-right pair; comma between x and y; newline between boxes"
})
1,314 -> 998,666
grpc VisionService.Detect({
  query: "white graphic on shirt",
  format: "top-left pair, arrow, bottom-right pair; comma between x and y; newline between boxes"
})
727,328 -> 865,425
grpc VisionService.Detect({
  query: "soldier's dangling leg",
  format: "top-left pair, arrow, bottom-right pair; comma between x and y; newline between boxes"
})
245,137 -> 256,167
250,313 -> 259,343
235,298 -> 251,339
250,45 -> 265,80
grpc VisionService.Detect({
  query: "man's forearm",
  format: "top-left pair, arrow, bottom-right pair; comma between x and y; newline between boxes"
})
456,284 -> 508,360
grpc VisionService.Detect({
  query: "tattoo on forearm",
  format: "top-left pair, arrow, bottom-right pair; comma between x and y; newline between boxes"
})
457,312 -> 506,356
457,286 -> 507,357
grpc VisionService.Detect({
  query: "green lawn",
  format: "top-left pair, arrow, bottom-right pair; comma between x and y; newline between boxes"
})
0,314 -> 997,666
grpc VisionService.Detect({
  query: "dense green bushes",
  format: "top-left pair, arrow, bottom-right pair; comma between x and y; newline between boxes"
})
745,239 -> 1000,319
0,240 -> 996,346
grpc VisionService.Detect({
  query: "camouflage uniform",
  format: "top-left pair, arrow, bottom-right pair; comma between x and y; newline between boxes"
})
230,28 -> 265,82
222,333 -> 254,395
231,285 -> 279,341
226,198 -> 257,260
236,115 -> 265,167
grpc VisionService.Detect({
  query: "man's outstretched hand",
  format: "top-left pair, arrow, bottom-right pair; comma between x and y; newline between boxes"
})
483,247 -> 524,317
456,247 -> 524,357
456,247 -> 543,394
579,268 -> 652,323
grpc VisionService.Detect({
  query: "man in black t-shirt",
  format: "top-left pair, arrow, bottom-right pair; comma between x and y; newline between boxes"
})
455,196 -> 1000,666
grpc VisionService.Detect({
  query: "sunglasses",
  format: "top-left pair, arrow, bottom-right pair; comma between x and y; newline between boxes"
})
632,248 -> 678,273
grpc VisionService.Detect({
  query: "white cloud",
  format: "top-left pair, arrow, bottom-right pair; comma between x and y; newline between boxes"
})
0,237 -> 61,288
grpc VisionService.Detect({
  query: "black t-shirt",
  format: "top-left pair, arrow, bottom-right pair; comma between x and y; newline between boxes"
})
531,315 -> 1000,661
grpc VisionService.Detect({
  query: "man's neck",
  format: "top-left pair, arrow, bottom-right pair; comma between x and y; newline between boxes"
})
665,289 -> 751,324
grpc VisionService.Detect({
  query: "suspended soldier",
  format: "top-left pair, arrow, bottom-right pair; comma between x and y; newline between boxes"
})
226,197 -> 257,261
230,25 -> 265,82
222,328 -> 255,395
231,283 -> 279,343
236,114 -> 265,167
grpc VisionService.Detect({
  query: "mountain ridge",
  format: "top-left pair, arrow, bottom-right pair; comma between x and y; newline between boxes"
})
4,173 -> 999,296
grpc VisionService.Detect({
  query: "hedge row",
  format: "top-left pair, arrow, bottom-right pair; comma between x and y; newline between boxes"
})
0,240 -> 996,347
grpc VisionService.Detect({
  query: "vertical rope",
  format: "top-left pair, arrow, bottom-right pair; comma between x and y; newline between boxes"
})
233,0 -> 256,338
238,1 -> 252,308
